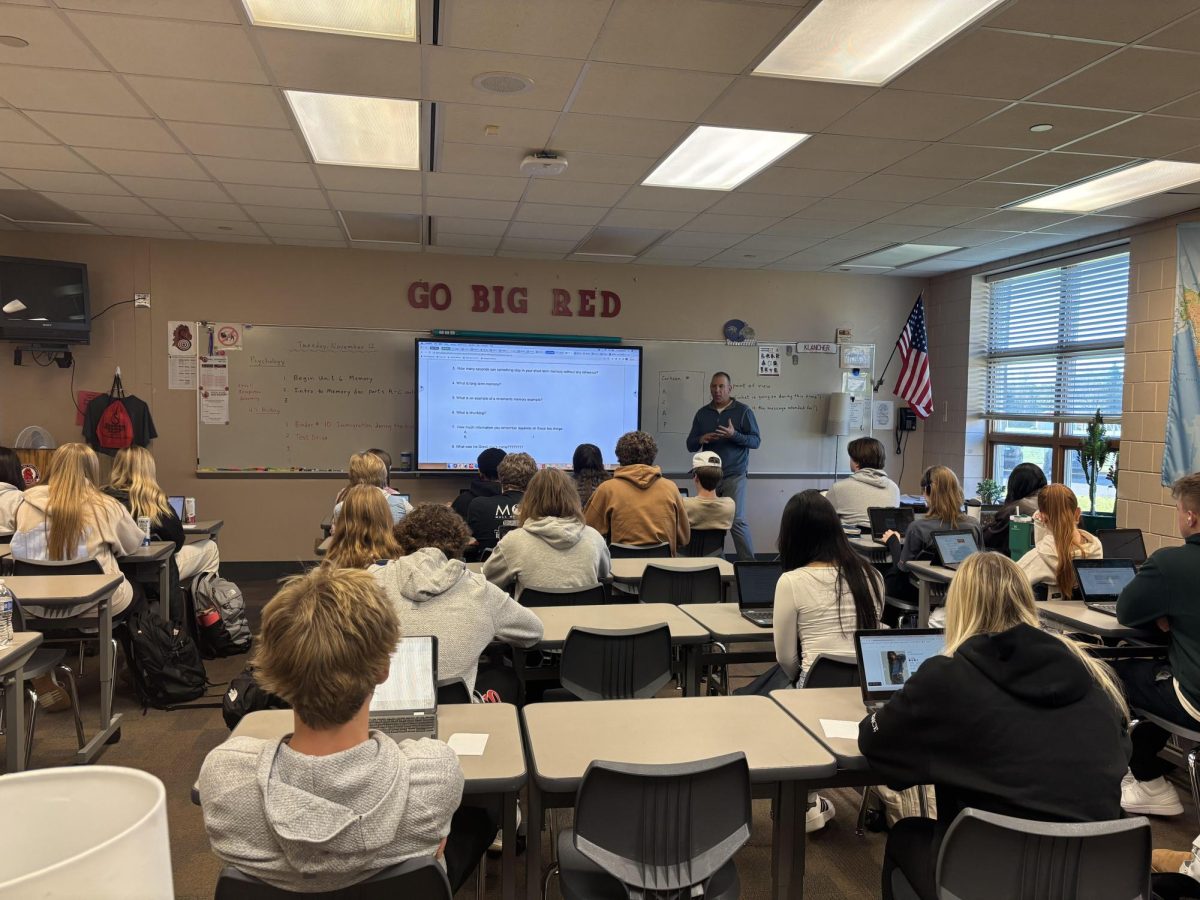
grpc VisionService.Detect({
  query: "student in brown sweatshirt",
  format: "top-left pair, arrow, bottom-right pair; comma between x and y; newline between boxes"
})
584,431 -> 690,554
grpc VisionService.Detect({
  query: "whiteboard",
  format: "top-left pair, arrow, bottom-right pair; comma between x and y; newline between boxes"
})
197,325 -> 866,474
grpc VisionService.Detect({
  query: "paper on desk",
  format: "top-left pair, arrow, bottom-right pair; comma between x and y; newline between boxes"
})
820,719 -> 860,740
447,733 -> 489,756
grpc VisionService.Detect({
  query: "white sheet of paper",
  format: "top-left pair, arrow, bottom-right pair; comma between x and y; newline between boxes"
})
820,719 -> 860,740
447,732 -> 489,756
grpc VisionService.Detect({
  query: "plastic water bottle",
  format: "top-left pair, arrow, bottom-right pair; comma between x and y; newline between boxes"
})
137,516 -> 152,547
0,579 -> 13,647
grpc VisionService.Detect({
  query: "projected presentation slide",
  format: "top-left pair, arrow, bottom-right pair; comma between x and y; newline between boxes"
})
416,340 -> 642,470
859,632 -> 944,694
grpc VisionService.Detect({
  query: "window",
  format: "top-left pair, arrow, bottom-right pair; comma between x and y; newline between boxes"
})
984,250 -> 1127,510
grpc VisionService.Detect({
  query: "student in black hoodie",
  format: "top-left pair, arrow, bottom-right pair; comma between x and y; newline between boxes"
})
466,452 -> 536,552
451,447 -> 507,521
859,552 -> 1129,900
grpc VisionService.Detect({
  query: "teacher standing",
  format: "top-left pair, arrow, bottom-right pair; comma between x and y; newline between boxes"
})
686,372 -> 761,560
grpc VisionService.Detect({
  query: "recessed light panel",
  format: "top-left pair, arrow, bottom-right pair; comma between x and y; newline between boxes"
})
243,0 -> 416,40
285,91 -> 420,170
1013,160 -> 1200,213
842,243 -> 962,267
643,126 -> 809,191
754,0 -> 1007,86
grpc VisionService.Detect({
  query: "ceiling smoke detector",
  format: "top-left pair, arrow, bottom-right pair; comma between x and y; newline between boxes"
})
520,152 -> 568,177
472,71 -> 534,95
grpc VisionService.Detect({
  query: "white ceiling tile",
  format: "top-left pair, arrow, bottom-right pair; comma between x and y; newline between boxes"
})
616,186 -> 723,212
349,239 -> 421,252
506,221 -> 593,240
41,192 -> 154,214
442,0 -> 610,58
325,191 -> 422,214
425,172 -> 528,202
168,122 -> 307,162
944,103 -> 1132,151
571,63 -> 732,121
125,76 -> 289,128
0,109 -> 54,144
259,222 -> 345,241
433,232 -> 502,251
1137,11 -> 1200,50
425,244 -> 492,256
55,0 -> 241,22
66,12 -> 269,82
549,114 -> 689,158
523,180 -> 629,206
181,219 -> 265,236
1064,115 -> 1200,157
592,0 -> 795,73
658,230 -> 746,248
16,222 -> 104,233
0,6 -> 106,69
0,65 -> 145,116
3,169 -> 124,193
438,142 -> 527,177
26,111 -> 182,153
925,182 -> 1045,207
986,0 -> 1200,44
255,29 -> 420,98
197,157 -> 316,188
106,228 -> 189,239
424,46 -> 584,110
1034,48 -> 1200,112
1034,215 -> 1142,236
111,175 -> 229,201
0,142 -> 92,171
684,212 -> 779,233
501,237 -> 579,253
760,217 -> 859,239
739,167 -> 866,197
706,193 -> 816,217
969,209 -> 1081,231
825,91 -> 1006,142
80,211 -> 180,230
557,152 -> 654,185
706,245 -> 793,264
702,78 -> 876,132
516,202 -> 606,225
424,196 -> 516,220
221,183 -> 326,208
875,205 -> 992,227
600,208 -> 696,229
1099,192 -> 1200,219
730,234 -> 822,253
632,255 -> 701,267
984,152 -> 1132,187
148,198 -> 247,220
78,147 -> 210,179
883,145 -> 1036,180
273,238 -> 348,248
639,245 -> 716,261
777,134 -> 928,173
834,174 -> 966,203
241,205 -> 338,226
496,250 -> 566,260
315,165 -> 420,194
439,103 -> 560,149
836,223 -> 942,243
433,217 -> 509,236
792,197 -> 908,222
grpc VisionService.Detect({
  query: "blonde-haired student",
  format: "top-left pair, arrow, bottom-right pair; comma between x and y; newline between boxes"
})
332,451 -> 411,527
1016,483 -> 1102,599
322,484 -> 402,570
859,552 -> 1129,900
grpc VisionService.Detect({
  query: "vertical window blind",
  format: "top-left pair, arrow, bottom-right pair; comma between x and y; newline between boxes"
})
985,251 -> 1130,423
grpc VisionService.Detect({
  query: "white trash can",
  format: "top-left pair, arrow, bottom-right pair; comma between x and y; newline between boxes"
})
0,766 -> 174,899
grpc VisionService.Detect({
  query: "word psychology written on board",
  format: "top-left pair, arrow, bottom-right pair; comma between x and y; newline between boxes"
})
406,282 -> 622,318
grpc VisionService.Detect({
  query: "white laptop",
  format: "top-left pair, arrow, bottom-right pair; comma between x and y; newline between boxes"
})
854,628 -> 945,712
368,635 -> 438,741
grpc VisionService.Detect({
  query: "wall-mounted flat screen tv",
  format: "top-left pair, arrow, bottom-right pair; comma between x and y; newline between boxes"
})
0,255 -> 90,344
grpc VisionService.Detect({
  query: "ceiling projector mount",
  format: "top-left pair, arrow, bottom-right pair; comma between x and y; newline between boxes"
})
520,151 -> 568,177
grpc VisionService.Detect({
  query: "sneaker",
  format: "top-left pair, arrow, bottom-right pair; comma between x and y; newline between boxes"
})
805,794 -> 835,833
1121,776 -> 1184,816
488,803 -> 522,853
1152,849 -> 1191,873
1121,769 -> 1136,791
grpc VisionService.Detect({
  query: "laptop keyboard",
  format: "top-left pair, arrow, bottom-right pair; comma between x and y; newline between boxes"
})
743,610 -> 773,626
1087,601 -> 1118,616
369,716 -> 431,734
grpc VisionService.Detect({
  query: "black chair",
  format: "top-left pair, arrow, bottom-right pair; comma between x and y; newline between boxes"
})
436,677 -> 472,705
214,857 -> 452,899
684,528 -> 727,558
519,584 -> 607,608
1096,528 -> 1148,566
555,753 -> 750,900
803,653 -> 860,689
608,542 -> 670,559
12,558 -> 105,577
640,563 -> 722,605
557,625 -> 672,701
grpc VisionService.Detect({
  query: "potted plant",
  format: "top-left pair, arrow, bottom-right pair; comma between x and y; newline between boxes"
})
976,479 -> 1004,505
1077,409 -> 1117,533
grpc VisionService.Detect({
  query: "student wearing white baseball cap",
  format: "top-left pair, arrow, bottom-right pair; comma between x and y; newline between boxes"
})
683,451 -> 735,531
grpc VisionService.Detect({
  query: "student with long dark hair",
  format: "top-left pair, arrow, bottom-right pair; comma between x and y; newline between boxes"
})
572,443 -> 611,510
0,446 -> 25,530
982,462 -> 1047,551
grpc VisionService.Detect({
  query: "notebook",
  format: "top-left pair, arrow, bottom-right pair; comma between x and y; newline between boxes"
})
855,628 -> 945,711
368,635 -> 438,741
735,560 -> 783,628
1073,558 -> 1137,616
931,530 -> 979,570
867,506 -> 915,541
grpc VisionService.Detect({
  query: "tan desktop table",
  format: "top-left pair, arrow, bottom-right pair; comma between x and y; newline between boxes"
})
118,540 -> 173,622
1038,599 -> 1164,642
679,601 -> 775,695
904,560 -> 954,626
771,687 -> 872,771
5,574 -> 123,764
522,695 -> 837,900
1,631 -> 43,773
194,704 -> 526,900
184,519 -> 224,543
848,535 -> 890,565
609,556 -> 735,584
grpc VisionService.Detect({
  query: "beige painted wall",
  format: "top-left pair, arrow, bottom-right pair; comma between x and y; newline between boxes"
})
0,231 -> 926,560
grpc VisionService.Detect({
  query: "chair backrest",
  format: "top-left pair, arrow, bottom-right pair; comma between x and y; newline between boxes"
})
640,564 -> 722,605
214,857 -> 452,900
560,624 -> 672,701
12,558 -> 104,577
609,542 -> 671,559
519,583 -> 608,608
802,654 -> 860,689
573,753 -> 751,896
436,677 -> 472,705
1095,528 -> 1147,565
684,528 -> 727,558
935,808 -> 1151,900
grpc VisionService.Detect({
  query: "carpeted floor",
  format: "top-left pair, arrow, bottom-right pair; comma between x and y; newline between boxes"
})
9,578 -> 1197,899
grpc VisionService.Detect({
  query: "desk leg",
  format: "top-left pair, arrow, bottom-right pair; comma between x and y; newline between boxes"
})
685,645 -> 701,697
917,578 -> 930,628
76,594 -> 122,764
771,781 -> 805,900
158,560 -> 171,623
525,780 -> 544,900
502,790 -> 517,900
3,668 -> 24,773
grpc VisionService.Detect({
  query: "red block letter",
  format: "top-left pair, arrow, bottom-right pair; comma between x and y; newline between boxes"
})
551,288 -> 572,316
507,287 -> 528,314
470,284 -> 489,313
429,283 -> 452,311
600,290 -> 621,318
578,289 -> 597,318
407,281 -> 429,309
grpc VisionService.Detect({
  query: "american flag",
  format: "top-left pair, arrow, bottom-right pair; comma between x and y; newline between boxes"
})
894,294 -> 932,419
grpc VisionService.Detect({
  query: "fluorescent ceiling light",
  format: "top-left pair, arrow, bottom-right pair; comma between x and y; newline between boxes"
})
1013,160 -> 1200,213
242,0 -> 416,41
643,126 -> 808,191
285,90 -> 420,170
754,0 -> 1007,86
842,244 -> 962,267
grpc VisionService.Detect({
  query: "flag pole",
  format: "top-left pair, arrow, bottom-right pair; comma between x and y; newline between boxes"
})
874,292 -> 922,392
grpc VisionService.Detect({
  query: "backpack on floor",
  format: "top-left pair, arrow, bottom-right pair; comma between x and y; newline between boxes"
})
123,611 -> 209,709
193,571 -> 252,658
222,665 -> 289,731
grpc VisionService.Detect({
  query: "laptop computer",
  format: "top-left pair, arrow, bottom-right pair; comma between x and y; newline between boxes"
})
931,530 -> 979,570
167,495 -> 185,520
368,634 -> 438,741
867,506 -> 915,541
1073,558 -> 1138,616
1096,529 -> 1147,567
855,628 -> 945,711
735,560 -> 783,628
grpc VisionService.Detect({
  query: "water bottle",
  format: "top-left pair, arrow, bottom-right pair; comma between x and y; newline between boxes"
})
0,579 -> 13,647
138,516 -> 152,547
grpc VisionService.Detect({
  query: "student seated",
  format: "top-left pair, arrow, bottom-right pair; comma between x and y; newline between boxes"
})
584,431 -> 690,554
881,466 -> 981,616
466,452 -> 535,552
105,445 -> 221,581
682,451 -> 735,532
824,437 -> 900,532
482,467 -> 610,599
859,552 -> 1129,900
199,567 -> 491,893
1115,473 -> 1200,817
322,484 -> 402,570
12,443 -> 144,619
1015,483 -> 1101,599
374,504 -> 542,692
451,447 -> 506,520
332,452 -> 411,527
0,445 -> 25,530
981,462 -> 1046,551
571,443 -> 611,510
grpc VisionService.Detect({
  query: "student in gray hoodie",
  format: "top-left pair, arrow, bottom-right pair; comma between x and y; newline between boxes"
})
198,567 -> 492,893
825,437 -> 900,531
483,467 -> 611,599
374,503 -> 544,691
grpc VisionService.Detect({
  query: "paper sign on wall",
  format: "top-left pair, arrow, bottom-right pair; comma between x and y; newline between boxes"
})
214,323 -> 244,353
797,341 -> 836,354
847,395 -> 866,431
169,357 -> 197,390
758,344 -> 781,376
873,401 -> 895,431
167,321 -> 197,357
199,355 -> 229,425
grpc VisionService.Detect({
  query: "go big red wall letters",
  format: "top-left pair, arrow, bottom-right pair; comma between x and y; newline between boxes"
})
407,281 -> 622,318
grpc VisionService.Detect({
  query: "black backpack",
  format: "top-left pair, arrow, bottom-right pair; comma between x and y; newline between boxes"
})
222,665 -> 290,730
123,611 -> 210,709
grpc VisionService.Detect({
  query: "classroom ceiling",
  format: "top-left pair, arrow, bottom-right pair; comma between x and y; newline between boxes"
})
2,0 -> 1200,275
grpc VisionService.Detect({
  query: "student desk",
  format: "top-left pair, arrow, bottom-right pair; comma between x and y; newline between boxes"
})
194,704 -> 527,900
679,602 -> 775,695
5,574 -> 123,764
903,560 -> 954,627
184,519 -> 224,543
1037,600 -> 1164,642
319,515 -> 332,539
848,535 -> 890,565
770,687 -> 871,772
118,540 -> 173,622
609,556 -> 735,585
1,631 -> 43,773
521,695 -> 837,900
315,536 -> 330,557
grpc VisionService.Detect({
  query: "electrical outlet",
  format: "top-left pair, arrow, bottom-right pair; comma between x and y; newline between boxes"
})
134,293 -> 151,308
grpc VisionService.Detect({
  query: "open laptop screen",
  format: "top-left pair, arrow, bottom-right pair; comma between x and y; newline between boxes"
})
856,629 -> 945,702
168,495 -> 185,519
371,635 -> 437,713
735,561 -> 783,610
868,507 -> 914,539
933,530 -> 978,566
1073,560 -> 1137,602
